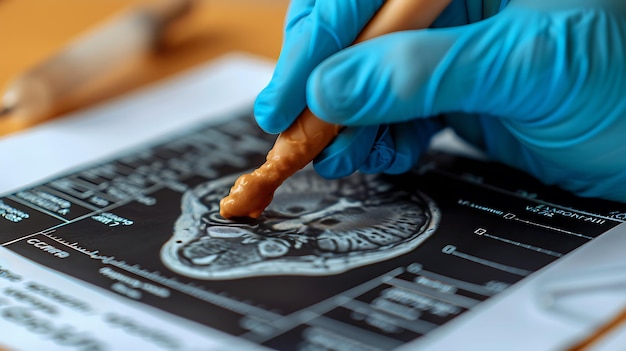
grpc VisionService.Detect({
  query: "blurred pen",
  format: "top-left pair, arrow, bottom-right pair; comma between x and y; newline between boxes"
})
0,0 -> 193,121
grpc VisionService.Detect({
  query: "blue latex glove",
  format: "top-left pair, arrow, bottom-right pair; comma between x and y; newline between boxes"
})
255,0 -> 626,202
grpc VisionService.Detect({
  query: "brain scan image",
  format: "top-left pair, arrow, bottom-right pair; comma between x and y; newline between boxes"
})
161,168 -> 440,279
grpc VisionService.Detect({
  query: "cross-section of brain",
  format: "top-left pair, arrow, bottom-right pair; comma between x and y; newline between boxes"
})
161,169 -> 440,279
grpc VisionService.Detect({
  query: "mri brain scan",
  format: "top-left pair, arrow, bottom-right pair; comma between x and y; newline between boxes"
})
161,169 -> 440,279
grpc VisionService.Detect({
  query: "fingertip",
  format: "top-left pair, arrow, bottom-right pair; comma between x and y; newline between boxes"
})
253,90 -> 280,134
254,85 -> 306,134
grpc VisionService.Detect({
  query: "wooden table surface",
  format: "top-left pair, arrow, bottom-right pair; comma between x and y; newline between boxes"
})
0,0 -> 288,136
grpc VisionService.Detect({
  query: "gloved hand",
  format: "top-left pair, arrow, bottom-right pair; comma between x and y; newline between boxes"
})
254,0 -> 626,202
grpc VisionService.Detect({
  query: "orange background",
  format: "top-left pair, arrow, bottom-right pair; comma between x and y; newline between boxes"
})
0,0 -> 288,135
